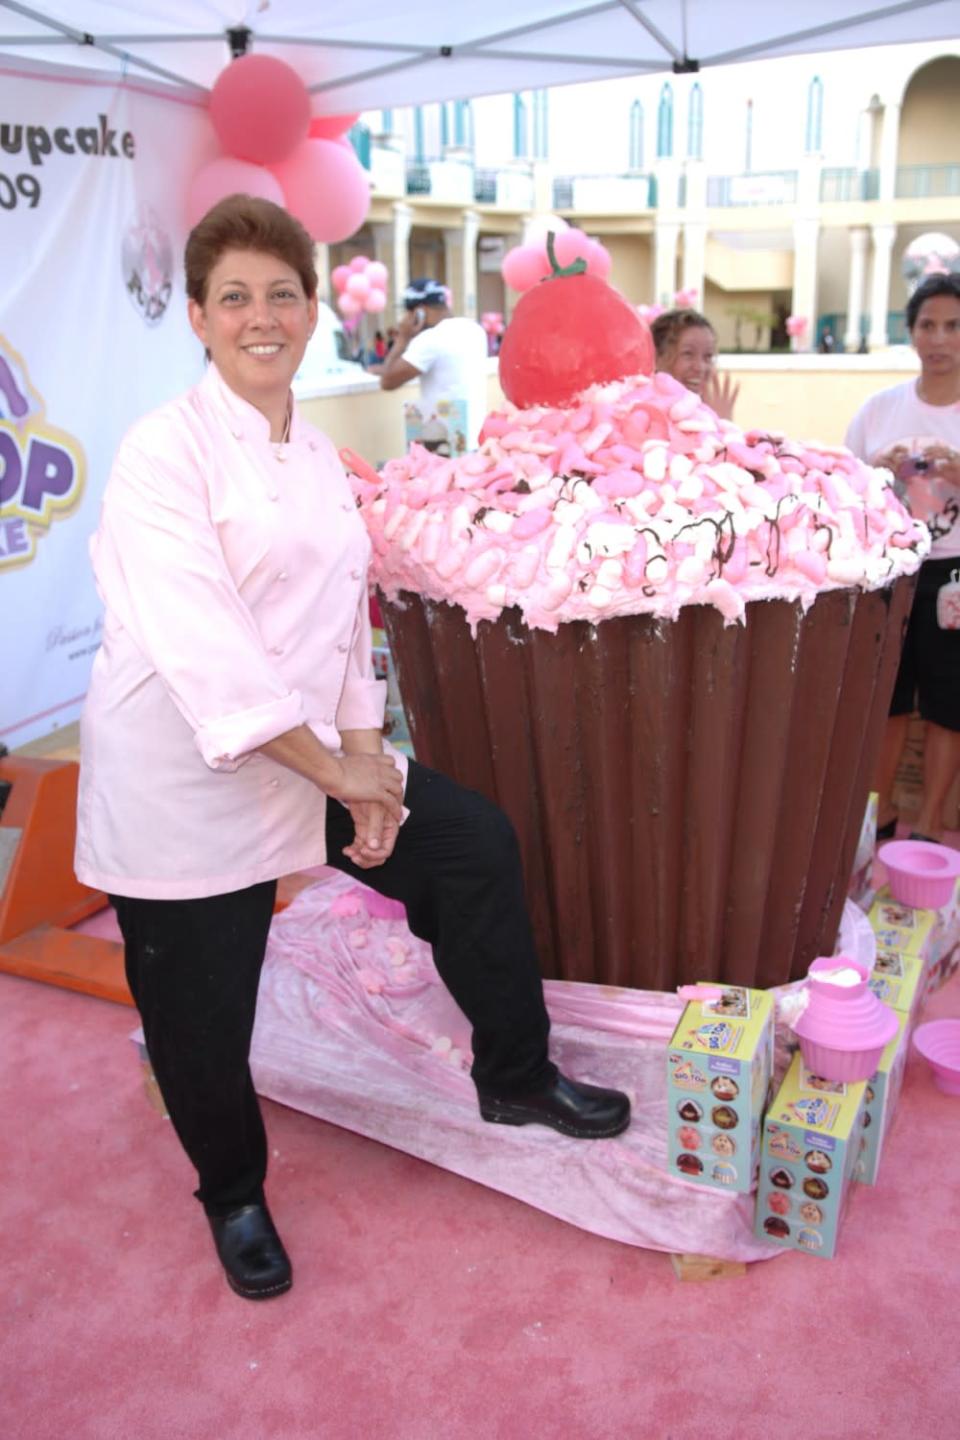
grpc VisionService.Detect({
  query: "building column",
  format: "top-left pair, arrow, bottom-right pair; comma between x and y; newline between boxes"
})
790,218 -> 820,352
877,101 -> 901,203
681,222 -> 706,303
443,228 -> 463,313
313,243 -> 331,305
868,223 -> 897,351
843,227 -> 869,351
390,202 -> 413,315
444,215 -> 481,317
654,220 -> 680,305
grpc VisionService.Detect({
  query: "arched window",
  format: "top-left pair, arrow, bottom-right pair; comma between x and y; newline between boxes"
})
453,99 -> 472,149
657,82 -> 674,159
805,75 -> 823,154
629,99 -> 644,170
687,82 -> 703,160
533,90 -> 549,160
513,92 -> 528,159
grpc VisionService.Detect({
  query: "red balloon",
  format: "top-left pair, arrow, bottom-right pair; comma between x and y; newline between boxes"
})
270,139 -> 371,243
210,55 -> 310,166
499,274 -> 655,409
308,113 -> 361,141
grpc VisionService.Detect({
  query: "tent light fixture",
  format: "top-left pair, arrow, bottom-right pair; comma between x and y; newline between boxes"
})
227,26 -> 252,60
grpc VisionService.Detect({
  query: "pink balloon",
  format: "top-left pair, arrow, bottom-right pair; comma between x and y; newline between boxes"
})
331,264 -> 351,293
364,287 -> 387,313
186,157 -> 284,228
525,215 -> 569,245
209,55 -> 310,166
346,271 -> 370,299
501,244 -> 552,293
366,260 -> 388,287
309,113 -> 360,141
585,240 -> 612,280
552,228 -> 591,268
338,292 -> 361,317
270,139 -> 371,243
349,254 -> 370,273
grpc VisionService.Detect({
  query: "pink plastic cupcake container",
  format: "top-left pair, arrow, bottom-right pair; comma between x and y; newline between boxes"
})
877,839 -> 960,910
792,955 -> 900,1082
912,1019 -> 960,1096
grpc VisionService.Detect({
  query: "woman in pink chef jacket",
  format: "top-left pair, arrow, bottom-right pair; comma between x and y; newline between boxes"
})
75,196 -> 629,1302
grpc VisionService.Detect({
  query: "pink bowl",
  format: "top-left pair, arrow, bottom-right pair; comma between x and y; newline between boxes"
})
913,1019 -> 960,1096
877,839 -> 960,910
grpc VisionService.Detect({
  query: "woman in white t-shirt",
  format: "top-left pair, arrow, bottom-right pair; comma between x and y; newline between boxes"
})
378,277 -> 489,451
845,274 -> 960,842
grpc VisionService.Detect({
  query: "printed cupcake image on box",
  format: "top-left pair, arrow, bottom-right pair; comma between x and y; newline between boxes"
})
854,1011 -> 910,1186
667,984 -> 774,1194
755,1053 -> 866,1260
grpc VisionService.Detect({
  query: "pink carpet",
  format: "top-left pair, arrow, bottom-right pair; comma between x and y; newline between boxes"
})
3,960 -> 959,1439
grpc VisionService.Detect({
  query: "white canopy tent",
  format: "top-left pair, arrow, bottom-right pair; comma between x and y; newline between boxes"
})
2,0 -> 960,107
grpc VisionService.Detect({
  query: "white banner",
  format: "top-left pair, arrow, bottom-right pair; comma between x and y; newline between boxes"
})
0,58 -> 213,747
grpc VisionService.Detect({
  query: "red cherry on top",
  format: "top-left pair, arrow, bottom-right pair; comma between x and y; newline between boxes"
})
498,234 -> 655,410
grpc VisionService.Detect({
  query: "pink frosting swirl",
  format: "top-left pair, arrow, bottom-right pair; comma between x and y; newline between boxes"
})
353,370 -> 929,634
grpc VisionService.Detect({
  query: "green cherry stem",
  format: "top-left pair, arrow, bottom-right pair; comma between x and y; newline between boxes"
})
545,230 -> 587,280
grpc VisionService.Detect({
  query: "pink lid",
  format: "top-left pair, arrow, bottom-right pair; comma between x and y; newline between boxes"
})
792,954 -> 899,1052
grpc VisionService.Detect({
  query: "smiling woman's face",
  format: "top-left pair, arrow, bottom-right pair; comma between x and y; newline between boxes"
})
187,247 -> 317,409
661,323 -> 717,394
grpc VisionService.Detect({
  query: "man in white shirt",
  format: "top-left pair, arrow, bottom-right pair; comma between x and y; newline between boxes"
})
378,278 -> 488,452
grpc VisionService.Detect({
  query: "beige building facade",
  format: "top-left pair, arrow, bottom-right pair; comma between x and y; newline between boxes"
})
327,45 -> 960,354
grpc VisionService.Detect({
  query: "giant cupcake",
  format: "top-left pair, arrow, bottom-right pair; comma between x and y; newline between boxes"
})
349,244 -> 927,990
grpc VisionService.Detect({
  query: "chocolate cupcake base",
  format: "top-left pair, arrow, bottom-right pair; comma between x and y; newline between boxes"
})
380,578 -> 913,989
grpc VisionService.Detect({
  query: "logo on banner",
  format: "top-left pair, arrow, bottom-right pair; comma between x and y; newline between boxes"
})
122,207 -> 173,326
0,337 -> 86,569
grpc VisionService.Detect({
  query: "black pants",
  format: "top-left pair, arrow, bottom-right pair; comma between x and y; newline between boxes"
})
111,761 -> 554,1213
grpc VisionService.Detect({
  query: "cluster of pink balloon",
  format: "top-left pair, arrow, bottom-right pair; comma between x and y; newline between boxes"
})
332,257 -> 388,330
637,288 -> 701,323
501,227 -> 612,292
187,54 -> 370,244
480,311 -> 505,337
785,315 -> 809,337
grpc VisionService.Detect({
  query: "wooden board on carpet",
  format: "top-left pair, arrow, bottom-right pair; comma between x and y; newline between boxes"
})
670,1252 -> 747,1282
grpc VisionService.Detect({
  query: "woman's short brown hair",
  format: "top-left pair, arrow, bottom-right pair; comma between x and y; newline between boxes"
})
650,307 -> 715,358
185,194 -> 318,304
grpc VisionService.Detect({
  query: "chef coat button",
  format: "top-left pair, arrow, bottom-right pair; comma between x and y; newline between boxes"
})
337,642 -> 348,653
323,715 -> 334,725
272,645 -> 284,656
309,440 -> 319,451
232,429 -> 243,440
342,501 -> 354,512
350,569 -> 361,581
276,570 -> 287,581
269,778 -> 280,789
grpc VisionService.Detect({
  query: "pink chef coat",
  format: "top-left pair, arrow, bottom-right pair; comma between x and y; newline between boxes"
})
75,362 -> 398,900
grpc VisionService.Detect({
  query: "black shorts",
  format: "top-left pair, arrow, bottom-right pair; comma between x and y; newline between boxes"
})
890,556 -> 960,732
